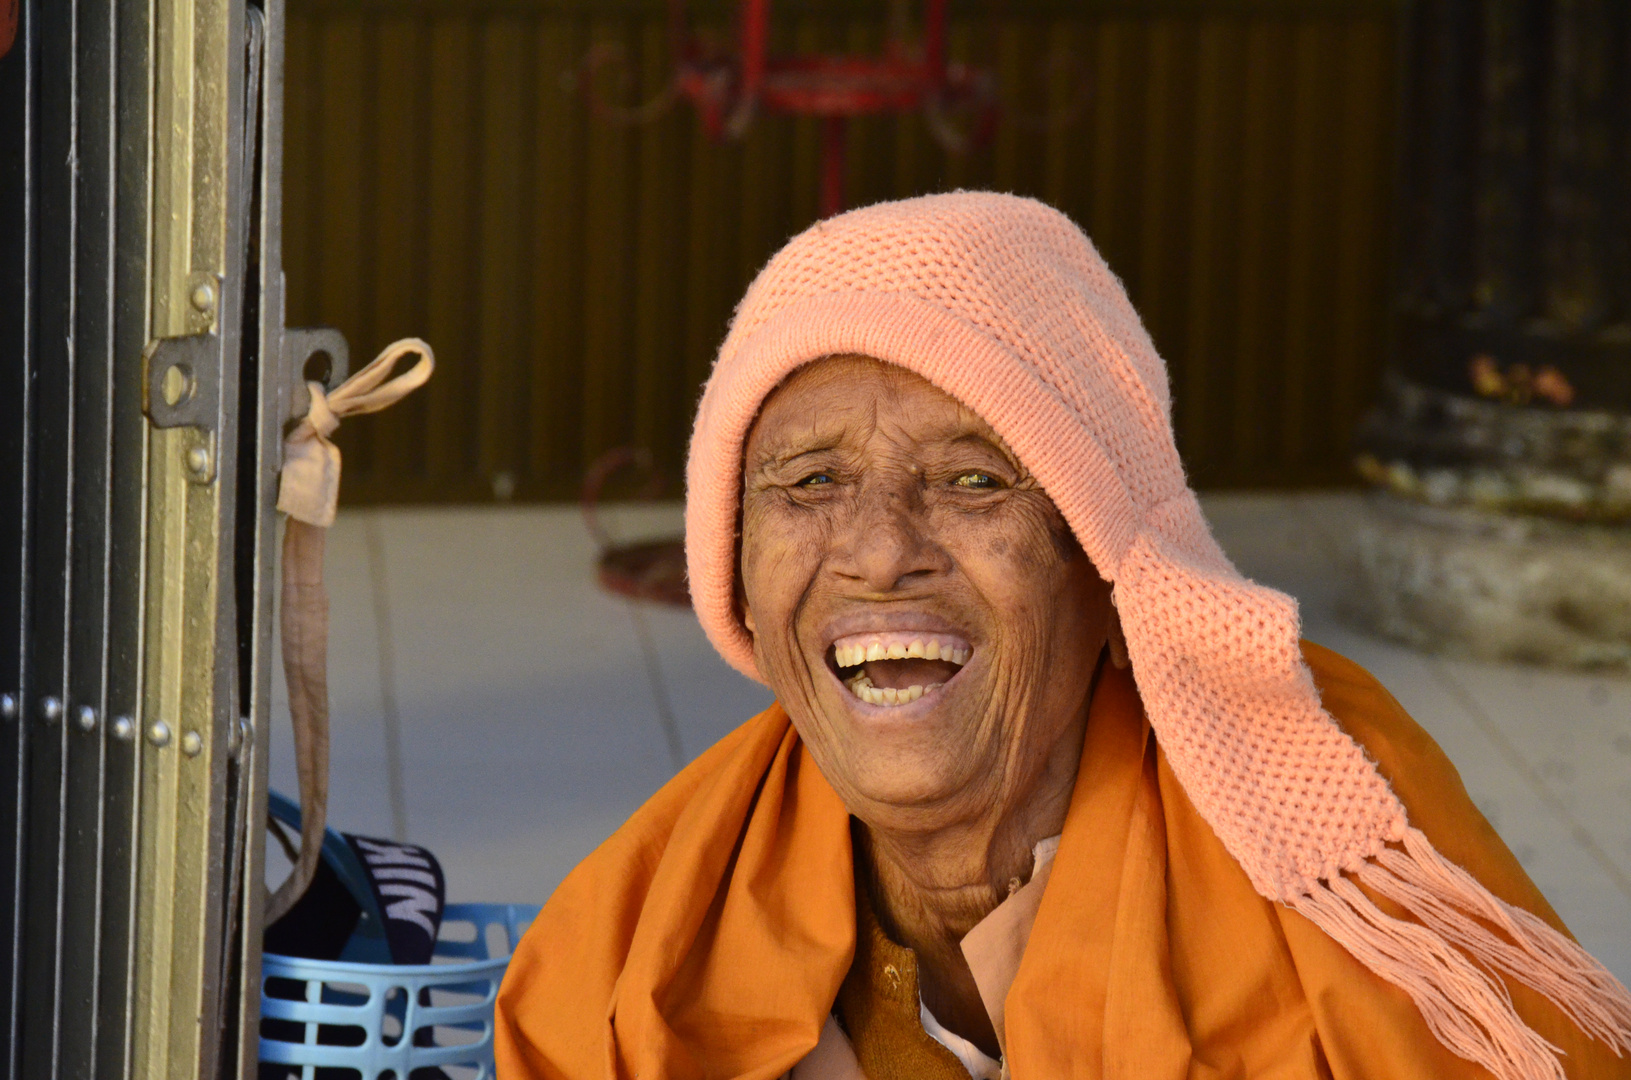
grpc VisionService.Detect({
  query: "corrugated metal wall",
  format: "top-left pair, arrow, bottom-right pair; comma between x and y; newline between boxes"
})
284,0 -> 1399,503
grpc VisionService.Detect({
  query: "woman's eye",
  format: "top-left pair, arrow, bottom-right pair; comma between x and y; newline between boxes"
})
797,472 -> 834,488
953,471 -> 1000,489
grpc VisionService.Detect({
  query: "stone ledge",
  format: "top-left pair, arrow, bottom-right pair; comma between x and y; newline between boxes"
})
1342,494 -> 1631,670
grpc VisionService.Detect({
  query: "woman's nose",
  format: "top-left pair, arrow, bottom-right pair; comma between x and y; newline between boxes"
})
842,480 -> 948,592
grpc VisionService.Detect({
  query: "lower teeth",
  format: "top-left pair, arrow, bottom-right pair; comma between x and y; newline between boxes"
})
844,674 -> 944,706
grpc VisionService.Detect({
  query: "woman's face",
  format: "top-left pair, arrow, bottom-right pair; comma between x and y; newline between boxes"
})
739,356 -> 1114,830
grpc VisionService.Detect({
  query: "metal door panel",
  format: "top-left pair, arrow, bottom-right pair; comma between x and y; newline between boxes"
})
2,0 -> 313,1074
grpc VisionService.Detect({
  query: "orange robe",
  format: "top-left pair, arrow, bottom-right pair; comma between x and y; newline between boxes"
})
495,643 -> 1630,1079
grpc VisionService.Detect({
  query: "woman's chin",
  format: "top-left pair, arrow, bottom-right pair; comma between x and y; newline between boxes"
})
844,758 -> 979,816
811,700 -> 986,806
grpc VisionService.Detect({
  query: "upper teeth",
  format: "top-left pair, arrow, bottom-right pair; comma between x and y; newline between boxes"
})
832,636 -> 971,670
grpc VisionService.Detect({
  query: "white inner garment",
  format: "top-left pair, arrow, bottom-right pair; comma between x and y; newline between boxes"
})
919,999 -> 1002,1080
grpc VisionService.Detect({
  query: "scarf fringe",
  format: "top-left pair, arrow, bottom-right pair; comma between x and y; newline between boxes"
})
1289,828 -> 1631,1080
1366,829 -> 1631,1051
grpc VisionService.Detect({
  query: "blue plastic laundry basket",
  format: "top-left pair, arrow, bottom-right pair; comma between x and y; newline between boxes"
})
260,902 -> 538,1079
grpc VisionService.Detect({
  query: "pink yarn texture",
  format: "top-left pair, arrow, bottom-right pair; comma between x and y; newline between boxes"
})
683,192 -> 1631,1079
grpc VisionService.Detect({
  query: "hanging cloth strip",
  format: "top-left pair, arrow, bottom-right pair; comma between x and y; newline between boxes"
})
266,338 -> 435,925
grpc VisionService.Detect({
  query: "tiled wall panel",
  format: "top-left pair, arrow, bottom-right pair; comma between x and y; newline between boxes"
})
285,0 -> 1399,501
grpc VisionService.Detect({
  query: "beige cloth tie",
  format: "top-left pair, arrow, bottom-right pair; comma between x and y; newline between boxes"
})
266,338 -> 434,925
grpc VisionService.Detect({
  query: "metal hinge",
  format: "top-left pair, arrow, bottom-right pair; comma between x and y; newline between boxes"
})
143,331 -> 225,483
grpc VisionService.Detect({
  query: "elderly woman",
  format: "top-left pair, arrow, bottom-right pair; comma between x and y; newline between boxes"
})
496,194 -> 1631,1080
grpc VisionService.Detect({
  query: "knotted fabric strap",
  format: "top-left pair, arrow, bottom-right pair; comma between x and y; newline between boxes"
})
266,338 -> 435,925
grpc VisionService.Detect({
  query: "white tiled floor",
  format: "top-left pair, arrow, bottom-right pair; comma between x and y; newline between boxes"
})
270,492 -> 1631,983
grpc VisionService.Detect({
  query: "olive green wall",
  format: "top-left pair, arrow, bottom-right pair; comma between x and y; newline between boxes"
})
284,0 -> 1400,503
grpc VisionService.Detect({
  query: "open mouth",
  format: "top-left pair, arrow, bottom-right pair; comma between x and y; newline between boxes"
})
829,631 -> 972,707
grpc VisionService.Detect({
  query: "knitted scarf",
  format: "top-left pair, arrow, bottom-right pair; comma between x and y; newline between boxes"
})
682,192 -> 1631,1080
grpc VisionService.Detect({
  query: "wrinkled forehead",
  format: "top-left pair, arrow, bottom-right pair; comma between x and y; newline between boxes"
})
742,354 -> 1018,473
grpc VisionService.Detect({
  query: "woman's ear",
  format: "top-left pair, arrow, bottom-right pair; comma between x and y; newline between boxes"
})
1107,602 -> 1129,670
735,575 -> 756,636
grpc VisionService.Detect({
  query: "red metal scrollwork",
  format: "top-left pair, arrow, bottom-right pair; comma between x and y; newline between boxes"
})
579,0 -> 999,217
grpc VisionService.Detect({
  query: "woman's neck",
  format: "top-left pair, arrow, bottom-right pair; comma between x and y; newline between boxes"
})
854,705 -> 1087,1059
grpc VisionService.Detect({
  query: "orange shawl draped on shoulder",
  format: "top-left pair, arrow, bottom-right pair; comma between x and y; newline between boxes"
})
495,643 -> 1628,1079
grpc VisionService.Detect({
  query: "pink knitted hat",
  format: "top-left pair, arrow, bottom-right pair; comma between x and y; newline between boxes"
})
684,192 -> 1630,1079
